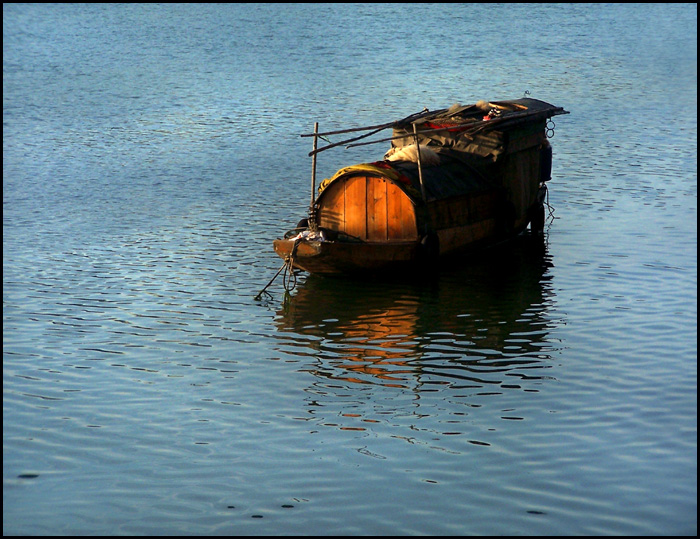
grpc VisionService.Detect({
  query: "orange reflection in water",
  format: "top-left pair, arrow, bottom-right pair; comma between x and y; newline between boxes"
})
276,235 -> 553,390
280,288 -> 424,387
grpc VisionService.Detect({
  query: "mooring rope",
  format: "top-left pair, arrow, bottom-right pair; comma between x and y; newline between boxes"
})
254,238 -> 301,300
282,238 -> 301,292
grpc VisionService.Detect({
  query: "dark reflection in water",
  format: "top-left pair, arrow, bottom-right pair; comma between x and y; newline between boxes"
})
275,234 -> 559,394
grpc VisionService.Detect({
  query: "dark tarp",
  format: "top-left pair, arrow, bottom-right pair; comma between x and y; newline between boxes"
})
385,154 -> 495,203
316,153 -> 495,205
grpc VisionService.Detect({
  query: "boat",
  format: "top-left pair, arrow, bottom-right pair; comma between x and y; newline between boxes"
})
272,97 -> 568,276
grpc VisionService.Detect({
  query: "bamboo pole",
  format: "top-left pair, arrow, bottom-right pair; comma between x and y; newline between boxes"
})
307,123 -> 391,157
310,122 -> 318,209
303,109 -> 434,156
413,123 -> 427,202
300,121 -> 395,138
346,123 -> 478,149
305,106 -> 569,154
344,107 -> 569,149
299,108 -> 432,138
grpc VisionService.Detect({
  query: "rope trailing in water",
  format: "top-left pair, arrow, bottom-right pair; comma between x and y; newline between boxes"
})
254,238 -> 301,300
544,186 -> 557,222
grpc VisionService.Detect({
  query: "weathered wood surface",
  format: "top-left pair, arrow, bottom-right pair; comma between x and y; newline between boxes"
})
316,176 -> 418,242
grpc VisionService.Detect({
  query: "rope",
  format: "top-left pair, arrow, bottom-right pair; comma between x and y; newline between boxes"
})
254,238 -> 301,300
282,238 -> 301,292
544,185 -> 557,222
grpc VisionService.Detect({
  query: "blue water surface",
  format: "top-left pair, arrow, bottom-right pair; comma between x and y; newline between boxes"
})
3,3 -> 696,535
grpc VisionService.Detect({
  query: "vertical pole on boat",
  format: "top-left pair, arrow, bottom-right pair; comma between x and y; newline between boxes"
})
309,122 -> 319,227
412,123 -> 427,201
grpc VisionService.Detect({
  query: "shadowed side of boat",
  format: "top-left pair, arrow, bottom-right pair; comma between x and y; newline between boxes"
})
272,238 -> 421,275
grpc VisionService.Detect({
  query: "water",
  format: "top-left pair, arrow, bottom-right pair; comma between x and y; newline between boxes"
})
3,3 -> 696,535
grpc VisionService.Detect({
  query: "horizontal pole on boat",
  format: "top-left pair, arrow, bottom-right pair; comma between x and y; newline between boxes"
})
303,109 -> 435,156
300,108 -> 431,139
345,124 -> 478,148
305,105 -> 569,154
346,107 -> 569,149
307,124 -> 391,156
300,121 -> 395,138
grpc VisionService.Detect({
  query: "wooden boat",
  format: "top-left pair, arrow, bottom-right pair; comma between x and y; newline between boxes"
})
273,97 -> 568,275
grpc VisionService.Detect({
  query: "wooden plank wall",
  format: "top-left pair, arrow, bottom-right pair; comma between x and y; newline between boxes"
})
317,176 -> 418,241
493,148 -> 541,230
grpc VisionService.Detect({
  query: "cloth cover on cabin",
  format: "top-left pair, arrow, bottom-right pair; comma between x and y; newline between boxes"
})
390,98 -> 563,160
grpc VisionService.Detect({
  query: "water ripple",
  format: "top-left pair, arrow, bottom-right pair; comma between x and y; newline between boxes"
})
4,3 -> 696,536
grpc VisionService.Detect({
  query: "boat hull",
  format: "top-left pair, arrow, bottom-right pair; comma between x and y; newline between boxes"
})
273,238 -> 422,275
272,213 -> 526,276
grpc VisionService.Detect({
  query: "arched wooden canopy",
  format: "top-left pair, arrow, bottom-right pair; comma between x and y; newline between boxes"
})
316,174 -> 419,242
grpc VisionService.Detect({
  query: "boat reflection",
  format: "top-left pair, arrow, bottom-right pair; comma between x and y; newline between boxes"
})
275,234 -> 558,392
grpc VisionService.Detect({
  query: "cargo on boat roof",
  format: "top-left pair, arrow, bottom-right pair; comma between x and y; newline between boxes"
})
390,97 -> 567,159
